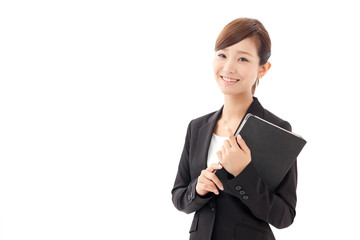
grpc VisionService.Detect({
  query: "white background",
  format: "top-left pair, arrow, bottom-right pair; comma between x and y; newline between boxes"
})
1,0 -> 359,239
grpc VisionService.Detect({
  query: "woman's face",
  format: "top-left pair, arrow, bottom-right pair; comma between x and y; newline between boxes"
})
213,37 -> 269,96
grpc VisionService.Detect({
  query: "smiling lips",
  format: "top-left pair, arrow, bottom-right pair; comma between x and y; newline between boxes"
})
221,75 -> 239,84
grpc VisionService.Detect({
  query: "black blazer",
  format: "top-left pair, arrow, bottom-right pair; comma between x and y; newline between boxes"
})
171,98 -> 297,240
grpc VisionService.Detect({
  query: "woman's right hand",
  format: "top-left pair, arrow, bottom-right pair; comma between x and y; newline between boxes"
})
196,163 -> 224,196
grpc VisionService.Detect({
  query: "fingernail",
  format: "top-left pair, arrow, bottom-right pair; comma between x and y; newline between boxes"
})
220,186 -> 224,191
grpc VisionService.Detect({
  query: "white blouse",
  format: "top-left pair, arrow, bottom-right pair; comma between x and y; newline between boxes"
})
207,133 -> 228,167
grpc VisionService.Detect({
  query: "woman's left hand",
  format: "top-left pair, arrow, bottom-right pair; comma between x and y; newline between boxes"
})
217,127 -> 251,177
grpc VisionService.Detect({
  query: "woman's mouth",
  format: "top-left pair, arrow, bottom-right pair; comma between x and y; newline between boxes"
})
221,76 -> 239,84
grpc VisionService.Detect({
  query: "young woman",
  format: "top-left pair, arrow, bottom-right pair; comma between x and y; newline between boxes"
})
171,18 -> 297,240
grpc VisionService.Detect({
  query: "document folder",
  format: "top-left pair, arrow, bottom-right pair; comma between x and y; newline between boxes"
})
216,113 -> 306,192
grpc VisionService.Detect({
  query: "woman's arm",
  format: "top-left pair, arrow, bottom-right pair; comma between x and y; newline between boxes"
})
171,121 -> 214,214
227,160 -> 297,229
218,122 -> 297,229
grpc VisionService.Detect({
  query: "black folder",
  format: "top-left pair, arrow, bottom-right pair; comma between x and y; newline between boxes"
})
215,113 -> 306,193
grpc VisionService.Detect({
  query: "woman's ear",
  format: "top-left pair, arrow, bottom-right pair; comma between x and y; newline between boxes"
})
258,61 -> 271,79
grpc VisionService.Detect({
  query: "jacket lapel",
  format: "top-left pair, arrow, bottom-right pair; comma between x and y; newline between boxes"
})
240,97 -> 265,124
193,97 -> 265,172
195,108 -> 223,170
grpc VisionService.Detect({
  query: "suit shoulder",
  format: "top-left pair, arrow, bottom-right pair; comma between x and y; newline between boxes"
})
263,109 -> 292,131
189,110 -> 218,128
191,110 -> 218,124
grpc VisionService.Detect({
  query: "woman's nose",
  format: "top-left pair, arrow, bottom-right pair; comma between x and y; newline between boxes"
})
223,59 -> 236,73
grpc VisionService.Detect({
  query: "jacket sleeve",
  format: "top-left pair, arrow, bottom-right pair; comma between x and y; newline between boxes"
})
226,121 -> 297,229
171,121 -> 213,214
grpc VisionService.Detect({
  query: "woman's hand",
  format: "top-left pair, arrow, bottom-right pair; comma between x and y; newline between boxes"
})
196,163 -> 224,196
217,127 -> 251,177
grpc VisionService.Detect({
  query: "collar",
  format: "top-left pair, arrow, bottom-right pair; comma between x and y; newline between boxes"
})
196,97 -> 265,169
208,97 -> 265,125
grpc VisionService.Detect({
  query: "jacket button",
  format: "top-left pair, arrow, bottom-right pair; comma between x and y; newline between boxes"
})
243,195 -> 249,200
188,192 -> 194,200
235,186 -> 242,191
209,201 -> 215,211
239,190 -> 245,195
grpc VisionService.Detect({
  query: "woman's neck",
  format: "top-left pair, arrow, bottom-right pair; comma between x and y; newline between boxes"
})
214,93 -> 254,136
222,93 -> 254,122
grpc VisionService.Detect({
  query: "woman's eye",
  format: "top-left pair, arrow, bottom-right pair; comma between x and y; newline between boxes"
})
218,54 -> 226,58
238,58 -> 248,62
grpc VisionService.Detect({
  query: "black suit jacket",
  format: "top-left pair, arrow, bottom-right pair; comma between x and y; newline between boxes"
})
171,98 -> 297,240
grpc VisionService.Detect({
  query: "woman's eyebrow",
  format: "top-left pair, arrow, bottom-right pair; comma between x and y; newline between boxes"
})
220,48 -> 254,57
236,50 -> 253,57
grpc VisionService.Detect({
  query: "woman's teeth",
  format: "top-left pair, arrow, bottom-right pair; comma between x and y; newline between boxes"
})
222,76 -> 239,82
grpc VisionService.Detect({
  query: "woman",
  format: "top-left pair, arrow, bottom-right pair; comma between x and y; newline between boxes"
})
171,18 -> 297,240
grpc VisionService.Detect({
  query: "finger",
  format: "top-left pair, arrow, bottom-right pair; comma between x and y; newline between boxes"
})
223,139 -> 231,150
221,145 -> 227,155
207,162 -> 223,173
198,170 -> 207,182
198,176 -> 220,194
226,126 -> 238,147
197,181 -> 219,195
216,150 -> 223,164
237,135 -> 250,154
204,183 -> 220,195
203,170 -> 224,191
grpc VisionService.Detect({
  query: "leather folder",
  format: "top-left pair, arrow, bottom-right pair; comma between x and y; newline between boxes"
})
215,113 -> 306,193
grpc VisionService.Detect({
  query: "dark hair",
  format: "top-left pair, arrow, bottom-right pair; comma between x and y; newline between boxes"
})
215,18 -> 271,65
